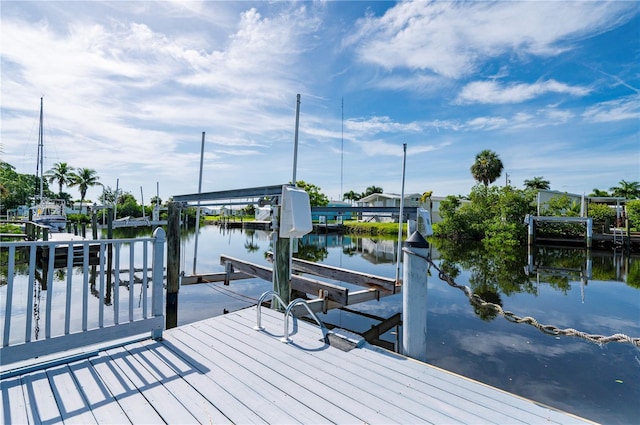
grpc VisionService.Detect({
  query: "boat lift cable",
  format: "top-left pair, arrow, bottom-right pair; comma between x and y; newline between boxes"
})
403,247 -> 640,348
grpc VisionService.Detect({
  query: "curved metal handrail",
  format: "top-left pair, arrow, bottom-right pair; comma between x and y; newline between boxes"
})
254,290 -> 287,331
282,298 -> 326,343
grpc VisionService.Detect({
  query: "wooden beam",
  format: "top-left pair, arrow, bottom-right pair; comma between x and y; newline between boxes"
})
181,272 -> 252,285
219,255 -> 348,305
291,257 -> 397,292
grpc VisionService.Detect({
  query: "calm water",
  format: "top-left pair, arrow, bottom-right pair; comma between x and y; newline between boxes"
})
2,224 -> 639,424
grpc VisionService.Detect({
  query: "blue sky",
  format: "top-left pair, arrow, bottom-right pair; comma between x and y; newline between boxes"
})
2,1 -> 639,204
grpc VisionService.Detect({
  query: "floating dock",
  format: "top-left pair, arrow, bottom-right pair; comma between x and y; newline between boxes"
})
1,306 -> 595,424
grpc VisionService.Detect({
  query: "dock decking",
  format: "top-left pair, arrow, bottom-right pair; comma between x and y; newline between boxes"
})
1,306 -> 595,424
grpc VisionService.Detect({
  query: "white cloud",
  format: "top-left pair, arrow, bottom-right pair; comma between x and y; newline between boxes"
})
348,1 -> 637,79
457,80 -> 591,104
582,96 -> 640,123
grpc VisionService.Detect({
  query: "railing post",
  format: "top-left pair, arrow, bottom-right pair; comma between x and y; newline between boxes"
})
166,201 -> 181,329
152,227 -> 166,339
402,231 -> 429,362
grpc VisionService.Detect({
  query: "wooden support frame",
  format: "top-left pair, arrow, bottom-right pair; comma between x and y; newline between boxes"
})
220,255 -> 348,305
291,256 -> 397,293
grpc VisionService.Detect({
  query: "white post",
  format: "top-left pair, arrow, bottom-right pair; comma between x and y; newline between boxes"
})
114,178 -> 119,219
193,131 -> 206,275
395,143 -> 407,283
140,186 -> 145,219
402,231 -> 429,362
152,227 -> 165,339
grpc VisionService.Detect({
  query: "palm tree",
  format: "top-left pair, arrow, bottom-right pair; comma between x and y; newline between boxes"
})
523,176 -> 550,191
342,190 -> 361,204
44,162 -> 74,196
589,188 -> 609,197
610,180 -> 640,199
470,149 -> 504,187
363,185 -> 383,197
69,168 -> 102,205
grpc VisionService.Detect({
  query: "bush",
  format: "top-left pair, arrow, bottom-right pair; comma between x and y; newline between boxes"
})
627,200 -> 640,231
66,213 -> 90,224
588,203 -> 616,222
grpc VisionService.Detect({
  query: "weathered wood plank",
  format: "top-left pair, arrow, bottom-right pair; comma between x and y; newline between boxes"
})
136,339 -> 261,424
220,255 -> 349,304
89,351 -> 165,424
292,256 -> 398,292
104,345 -> 199,424
123,342 -> 231,424
21,370 -> 62,423
181,271 -> 252,285
67,361 -> 131,424
0,377 -> 30,425
225,309 -> 473,423
168,327 -> 313,424
192,316 -> 434,424
47,365 -> 98,424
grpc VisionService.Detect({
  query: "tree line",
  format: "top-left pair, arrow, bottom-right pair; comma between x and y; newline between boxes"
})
0,161 -> 101,212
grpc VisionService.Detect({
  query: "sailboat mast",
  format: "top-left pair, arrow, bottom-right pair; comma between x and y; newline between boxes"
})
37,97 -> 44,203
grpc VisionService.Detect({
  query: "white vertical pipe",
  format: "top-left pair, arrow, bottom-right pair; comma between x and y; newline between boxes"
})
193,131 -> 206,275
395,143 -> 407,283
292,94 -> 301,185
402,233 -> 429,362
140,186 -> 145,219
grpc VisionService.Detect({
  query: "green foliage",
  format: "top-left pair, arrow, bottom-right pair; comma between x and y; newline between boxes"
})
470,149 -> 503,187
69,167 -> 101,203
434,185 -> 535,247
523,176 -> 550,190
0,223 -> 22,234
542,194 -> 580,217
0,161 -> 54,211
294,180 -> 329,207
587,203 -> 616,222
627,200 -> 640,230
66,213 -> 91,224
343,220 -> 406,237
610,180 -> 640,199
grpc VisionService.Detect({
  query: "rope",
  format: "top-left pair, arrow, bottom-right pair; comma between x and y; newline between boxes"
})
403,247 -> 640,348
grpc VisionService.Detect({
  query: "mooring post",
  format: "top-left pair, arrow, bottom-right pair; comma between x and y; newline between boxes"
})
402,231 -> 429,362
166,201 -> 181,329
586,218 -> 593,249
272,205 -> 290,311
527,214 -> 535,245
91,207 -> 98,240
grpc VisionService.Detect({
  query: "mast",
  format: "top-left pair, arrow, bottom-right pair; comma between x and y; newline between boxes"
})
37,97 -> 44,203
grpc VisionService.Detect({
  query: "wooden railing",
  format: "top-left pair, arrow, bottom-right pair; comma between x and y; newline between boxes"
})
0,228 -> 165,365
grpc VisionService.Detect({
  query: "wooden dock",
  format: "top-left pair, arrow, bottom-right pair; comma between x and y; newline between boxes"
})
1,306 -> 595,424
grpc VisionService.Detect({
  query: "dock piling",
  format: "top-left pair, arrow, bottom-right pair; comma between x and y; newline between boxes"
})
402,231 -> 429,362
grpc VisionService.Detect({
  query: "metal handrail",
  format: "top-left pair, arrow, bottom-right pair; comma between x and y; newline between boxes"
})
282,298 -> 326,343
254,291 -> 326,343
254,290 -> 287,331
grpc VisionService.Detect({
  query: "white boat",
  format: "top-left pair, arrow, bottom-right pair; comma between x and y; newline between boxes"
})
31,97 -> 67,232
31,200 -> 67,232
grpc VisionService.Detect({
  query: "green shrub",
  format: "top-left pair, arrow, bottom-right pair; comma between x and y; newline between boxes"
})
587,203 -> 616,222
627,200 -> 640,231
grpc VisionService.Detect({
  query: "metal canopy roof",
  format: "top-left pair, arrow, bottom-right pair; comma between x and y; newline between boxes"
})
172,184 -> 286,205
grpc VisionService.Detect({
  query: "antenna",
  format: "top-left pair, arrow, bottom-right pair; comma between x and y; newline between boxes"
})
341,97 -> 344,202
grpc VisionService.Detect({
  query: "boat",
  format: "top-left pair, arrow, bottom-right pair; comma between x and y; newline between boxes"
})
30,97 -> 67,232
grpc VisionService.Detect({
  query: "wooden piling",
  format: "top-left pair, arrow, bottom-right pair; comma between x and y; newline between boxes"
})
91,209 -> 98,240
166,201 -> 181,329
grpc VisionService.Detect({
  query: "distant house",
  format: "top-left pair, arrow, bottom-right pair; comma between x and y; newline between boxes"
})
312,201 -> 352,222
357,192 -> 452,224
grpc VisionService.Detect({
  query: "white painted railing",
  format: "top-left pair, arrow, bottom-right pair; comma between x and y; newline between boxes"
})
0,228 -> 165,365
